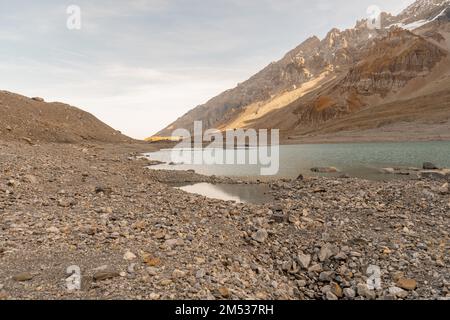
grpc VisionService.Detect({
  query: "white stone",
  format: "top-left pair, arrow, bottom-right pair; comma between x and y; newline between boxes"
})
123,251 -> 137,261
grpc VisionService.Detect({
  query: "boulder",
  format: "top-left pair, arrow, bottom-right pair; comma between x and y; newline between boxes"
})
423,162 -> 439,170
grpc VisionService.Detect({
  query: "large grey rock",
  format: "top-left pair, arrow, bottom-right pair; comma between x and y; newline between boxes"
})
423,162 -> 439,170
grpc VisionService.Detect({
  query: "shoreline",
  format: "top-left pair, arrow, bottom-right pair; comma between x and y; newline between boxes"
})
0,140 -> 449,300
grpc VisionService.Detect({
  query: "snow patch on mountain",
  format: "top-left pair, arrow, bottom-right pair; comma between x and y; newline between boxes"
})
389,3 -> 450,30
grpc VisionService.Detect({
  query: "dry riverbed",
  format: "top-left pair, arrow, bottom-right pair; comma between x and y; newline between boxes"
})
0,141 -> 449,300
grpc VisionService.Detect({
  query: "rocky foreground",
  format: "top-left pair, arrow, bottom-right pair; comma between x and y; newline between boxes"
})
0,141 -> 449,300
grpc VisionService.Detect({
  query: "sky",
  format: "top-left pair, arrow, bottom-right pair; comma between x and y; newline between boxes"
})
0,0 -> 416,139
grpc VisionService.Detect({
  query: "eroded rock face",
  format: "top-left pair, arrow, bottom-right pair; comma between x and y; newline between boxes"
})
343,30 -> 446,96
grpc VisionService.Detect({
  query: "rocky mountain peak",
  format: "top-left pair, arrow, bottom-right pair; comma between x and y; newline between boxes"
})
401,0 -> 450,17
394,0 -> 450,25
156,0 -> 450,138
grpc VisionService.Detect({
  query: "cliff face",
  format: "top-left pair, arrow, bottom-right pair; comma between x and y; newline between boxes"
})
157,0 -> 450,139
343,30 -> 446,95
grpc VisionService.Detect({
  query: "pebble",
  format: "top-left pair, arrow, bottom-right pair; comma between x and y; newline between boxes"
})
397,278 -> 417,291
439,183 -> 449,194
123,251 -> 137,261
172,269 -> 186,279
93,271 -> 120,281
298,253 -> 311,269
343,288 -> 356,299
218,287 -> 231,298
357,283 -> 376,300
196,269 -> 206,279
252,229 -> 268,243
143,254 -> 161,267
318,244 -> 335,262
319,271 -> 334,282
325,291 -> 338,300
12,272 -> 34,282
308,264 -> 322,273
330,282 -> 343,298
389,286 -> 408,298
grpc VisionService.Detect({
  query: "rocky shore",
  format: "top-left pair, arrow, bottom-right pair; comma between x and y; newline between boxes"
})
0,141 -> 448,300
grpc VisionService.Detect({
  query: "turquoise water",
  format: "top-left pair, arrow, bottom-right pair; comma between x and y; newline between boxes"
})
146,141 -> 450,180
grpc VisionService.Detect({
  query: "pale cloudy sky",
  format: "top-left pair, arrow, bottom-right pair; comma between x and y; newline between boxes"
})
0,0 -> 415,138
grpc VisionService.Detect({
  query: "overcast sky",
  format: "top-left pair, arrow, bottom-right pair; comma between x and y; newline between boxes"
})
0,0 -> 415,138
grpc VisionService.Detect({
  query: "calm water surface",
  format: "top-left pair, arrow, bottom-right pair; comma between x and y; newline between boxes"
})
170,183 -> 273,204
146,141 -> 450,180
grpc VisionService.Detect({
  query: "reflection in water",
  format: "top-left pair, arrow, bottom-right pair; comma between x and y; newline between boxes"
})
172,183 -> 273,204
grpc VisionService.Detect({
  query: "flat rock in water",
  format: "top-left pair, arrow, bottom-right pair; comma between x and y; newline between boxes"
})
311,167 -> 340,173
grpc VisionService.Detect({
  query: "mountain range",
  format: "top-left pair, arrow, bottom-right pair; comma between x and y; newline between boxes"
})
156,0 -> 450,143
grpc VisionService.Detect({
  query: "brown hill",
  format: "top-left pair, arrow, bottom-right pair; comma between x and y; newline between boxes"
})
0,91 -> 133,143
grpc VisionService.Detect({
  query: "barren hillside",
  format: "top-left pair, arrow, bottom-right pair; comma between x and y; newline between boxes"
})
0,91 -> 134,143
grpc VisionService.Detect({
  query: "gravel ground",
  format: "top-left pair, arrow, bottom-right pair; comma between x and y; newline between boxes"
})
0,141 -> 448,300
